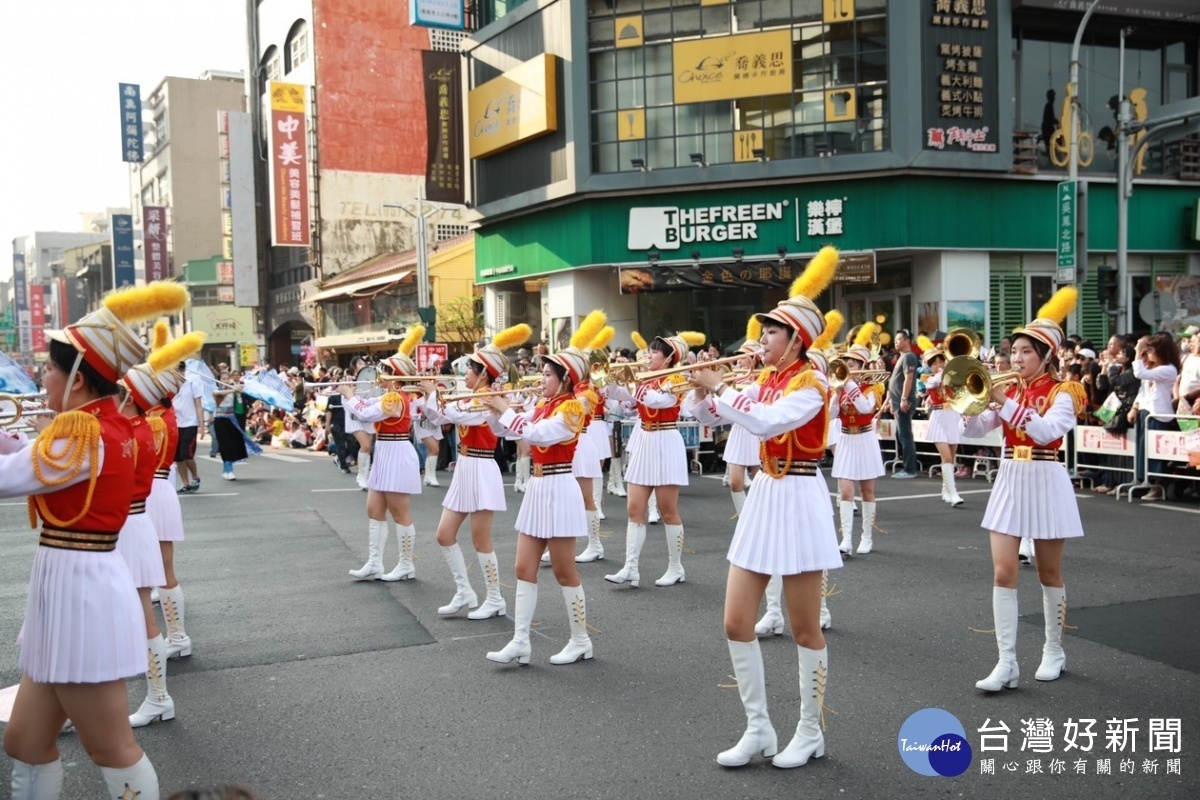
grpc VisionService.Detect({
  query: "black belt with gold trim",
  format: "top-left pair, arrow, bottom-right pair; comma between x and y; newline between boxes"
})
929,404 -> 948,411
641,421 -> 678,432
153,468 -> 171,480
842,425 -> 873,435
532,462 -> 573,477
377,432 -> 413,442
459,444 -> 495,459
759,458 -> 819,476
129,500 -> 147,515
1002,446 -> 1060,462
39,527 -> 120,552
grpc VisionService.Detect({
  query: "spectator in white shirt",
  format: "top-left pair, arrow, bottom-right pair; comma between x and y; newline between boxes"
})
172,372 -> 206,493
1132,333 -> 1182,501
1176,327 -> 1200,416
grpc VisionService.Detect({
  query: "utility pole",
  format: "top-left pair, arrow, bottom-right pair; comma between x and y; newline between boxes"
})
1114,27 -> 1132,332
384,186 -> 460,340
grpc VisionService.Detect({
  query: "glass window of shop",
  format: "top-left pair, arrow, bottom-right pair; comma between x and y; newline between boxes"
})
589,0 -> 889,173
323,291 -> 417,337
635,284 -> 792,354
1015,28 -> 1196,176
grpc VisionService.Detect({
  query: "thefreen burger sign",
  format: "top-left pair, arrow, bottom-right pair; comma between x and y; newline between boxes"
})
628,201 -> 788,249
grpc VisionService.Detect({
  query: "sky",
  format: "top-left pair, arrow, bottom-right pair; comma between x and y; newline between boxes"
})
0,1 -> 247,281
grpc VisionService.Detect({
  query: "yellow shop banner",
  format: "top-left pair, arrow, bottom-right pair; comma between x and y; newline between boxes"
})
673,30 -> 793,105
468,54 -> 559,159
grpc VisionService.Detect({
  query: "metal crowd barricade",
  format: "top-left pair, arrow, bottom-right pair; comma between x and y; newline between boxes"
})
876,416 -> 1004,480
1134,413 -> 1200,502
874,418 -> 900,471
1074,425 -> 1139,499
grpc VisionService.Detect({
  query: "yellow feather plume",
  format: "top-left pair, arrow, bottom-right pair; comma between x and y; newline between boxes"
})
631,331 -> 648,351
1036,286 -> 1078,325
570,310 -> 607,350
103,281 -> 190,324
400,325 -> 426,356
491,323 -> 532,351
678,331 -> 706,347
148,333 -> 206,373
745,317 -> 762,344
152,321 -> 169,351
589,326 -> 615,351
854,322 -> 878,348
917,335 -> 935,353
788,246 -> 840,300
811,310 -> 845,352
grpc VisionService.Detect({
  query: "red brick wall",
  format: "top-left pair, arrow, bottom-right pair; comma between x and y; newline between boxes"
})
312,0 -> 427,175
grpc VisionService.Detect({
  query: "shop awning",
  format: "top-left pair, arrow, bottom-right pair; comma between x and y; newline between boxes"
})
313,332 -> 403,350
307,269 -> 414,303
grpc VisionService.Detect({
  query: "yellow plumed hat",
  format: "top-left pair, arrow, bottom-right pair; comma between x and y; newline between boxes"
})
124,332 -> 207,411
472,324 -> 533,379
382,325 -> 426,377
756,247 -> 839,347
1014,286 -> 1078,351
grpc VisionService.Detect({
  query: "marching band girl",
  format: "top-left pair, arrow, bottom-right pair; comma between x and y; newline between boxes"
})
584,327 -> 616,523
831,323 -> 886,556
919,337 -> 965,506
604,330 -> 703,588
965,288 -> 1086,693
724,319 -> 765,519
341,327 -> 425,583
416,324 -> 532,619
688,247 -> 843,769
345,357 -> 376,491
575,326 -> 618,562
481,316 -> 604,666
0,282 -> 189,800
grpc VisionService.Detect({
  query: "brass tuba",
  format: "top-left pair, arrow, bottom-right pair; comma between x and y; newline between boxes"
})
941,356 -> 1022,416
943,327 -> 981,360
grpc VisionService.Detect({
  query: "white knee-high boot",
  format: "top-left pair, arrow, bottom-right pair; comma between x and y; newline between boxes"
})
160,585 -> 191,659
437,544 -> 479,616
976,587 -> 1019,691
647,491 -> 661,524
857,501 -> 876,554
381,522 -> 416,581
487,579 -> 536,664
349,519 -> 385,579
655,523 -> 686,586
468,550 -> 506,620
101,754 -> 159,800
593,477 -> 605,519
424,454 -> 440,486
819,571 -> 832,631
357,451 -> 372,490
549,584 -> 593,664
576,508 -> 605,562
731,489 -> 746,518
130,635 -> 174,727
608,456 -> 626,496
717,639 -> 779,767
1035,585 -> 1067,681
942,463 -> 963,506
755,574 -> 785,636
838,500 -> 855,555
514,456 -> 530,492
10,758 -> 63,800
773,646 -> 828,768
604,521 -> 645,586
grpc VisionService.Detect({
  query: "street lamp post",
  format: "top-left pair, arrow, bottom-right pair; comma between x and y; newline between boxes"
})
384,186 -> 460,337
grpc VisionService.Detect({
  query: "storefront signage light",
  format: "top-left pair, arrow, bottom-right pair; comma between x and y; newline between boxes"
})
468,55 -> 558,160
479,265 -> 518,278
627,201 -> 788,250
672,30 -> 793,105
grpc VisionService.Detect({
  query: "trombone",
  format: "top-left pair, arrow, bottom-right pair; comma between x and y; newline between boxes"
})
827,359 -> 890,389
633,355 -> 742,384
941,356 -> 1022,416
667,369 -> 752,394
0,393 -> 55,429
438,387 -> 539,409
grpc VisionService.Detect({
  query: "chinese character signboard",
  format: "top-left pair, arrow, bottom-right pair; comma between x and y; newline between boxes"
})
227,111 -> 261,307
1056,180 -> 1076,283
268,83 -> 311,247
672,30 -> 793,105
468,55 -> 558,159
143,205 -> 169,281
619,252 -> 875,294
28,285 -> 45,353
409,0 -> 464,30
12,253 -> 30,355
119,83 -> 143,163
110,213 -> 136,288
922,0 -> 1000,155
416,343 -> 449,372
423,51 -> 465,204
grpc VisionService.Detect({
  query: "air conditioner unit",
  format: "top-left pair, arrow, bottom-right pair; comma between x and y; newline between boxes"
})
494,290 -> 527,330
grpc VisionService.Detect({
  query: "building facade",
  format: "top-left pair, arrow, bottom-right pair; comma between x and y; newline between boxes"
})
466,0 -> 1200,350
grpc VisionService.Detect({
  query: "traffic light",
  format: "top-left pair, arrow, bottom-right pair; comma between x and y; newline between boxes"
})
1096,264 -> 1118,309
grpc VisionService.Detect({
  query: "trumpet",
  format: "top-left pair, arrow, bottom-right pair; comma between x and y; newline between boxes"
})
827,359 -> 890,389
438,387 -> 540,408
666,369 -> 753,394
943,327 -> 981,360
378,375 -> 458,392
941,356 -> 1022,416
634,355 -> 742,384
0,393 -> 56,428
517,375 -> 544,388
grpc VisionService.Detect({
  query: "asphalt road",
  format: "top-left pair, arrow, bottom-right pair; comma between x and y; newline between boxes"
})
1,444 -> 1197,800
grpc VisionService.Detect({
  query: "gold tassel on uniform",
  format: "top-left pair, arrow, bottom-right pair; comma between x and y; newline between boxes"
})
28,411 -> 104,529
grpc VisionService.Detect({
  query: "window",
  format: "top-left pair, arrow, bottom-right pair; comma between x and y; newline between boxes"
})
286,20 -> 308,73
262,46 -> 281,84
153,112 -> 168,149
436,223 -> 471,242
430,28 -> 469,53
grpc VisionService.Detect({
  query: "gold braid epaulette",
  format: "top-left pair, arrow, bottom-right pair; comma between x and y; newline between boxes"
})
556,398 -> 588,436
1048,381 -> 1088,417
28,410 -> 103,529
756,367 -> 776,386
785,368 -> 828,403
577,386 -> 599,411
147,414 -> 168,461
379,390 -> 404,416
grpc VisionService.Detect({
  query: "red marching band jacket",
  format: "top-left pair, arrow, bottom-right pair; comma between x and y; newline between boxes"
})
926,384 -> 945,406
634,377 -> 682,424
128,415 -> 157,505
1002,373 -> 1069,450
530,393 -> 581,465
375,393 -> 413,437
458,396 -> 498,451
149,405 -> 179,479
756,359 -> 828,462
839,383 -> 878,430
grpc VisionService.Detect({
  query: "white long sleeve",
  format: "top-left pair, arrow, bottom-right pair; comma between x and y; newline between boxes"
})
496,408 -> 577,446
840,380 -> 876,414
962,408 -> 1001,438
605,383 -> 635,404
1132,361 -> 1179,382
998,392 -> 1076,446
0,438 -> 105,499
924,372 -> 943,389
714,380 -> 826,439
634,382 -> 680,410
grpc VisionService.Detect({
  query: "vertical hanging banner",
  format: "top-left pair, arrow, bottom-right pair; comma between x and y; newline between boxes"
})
12,253 -> 30,355
111,213 -> 136,288
227,111 -> 261,306
28,285 -> 45,353
423,51 -> 465,204
268,82 -> 311,247
119,83 -> 144,163
143,206 -> 169,281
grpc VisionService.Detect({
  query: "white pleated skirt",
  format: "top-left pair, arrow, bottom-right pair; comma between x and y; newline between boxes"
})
728,469 -> 843,575
926,409 -> 963,444
625,427 -> 690,487
369,439 -> 423,495
20,547 -> 147,683
981,460 -> 1084,539
724,423 -> 761,467
827,418 -> 842,449
415,420 -> 443,441
830,429 -> 886,480
587,419 -> 613,459
514,473 -> 587,539
116,513 -> 166,589
572,429 -> 603,479
443,455 -> 507,513
148,475 -> 185,542
345,413 -> 371,435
